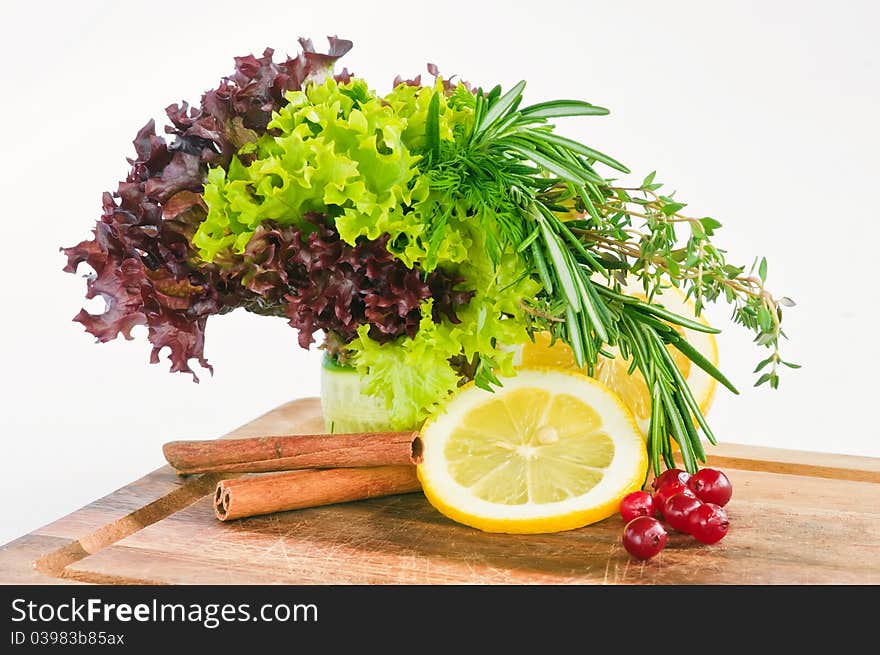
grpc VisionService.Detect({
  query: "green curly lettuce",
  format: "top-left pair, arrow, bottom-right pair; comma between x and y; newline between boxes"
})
346,302 -> 462,429
193,78 -> 415,261
193,77 -> 473,268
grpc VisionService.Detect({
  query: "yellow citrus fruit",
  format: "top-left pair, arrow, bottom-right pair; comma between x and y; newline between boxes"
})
416,367 -> 648,534
516,278 -> 718,434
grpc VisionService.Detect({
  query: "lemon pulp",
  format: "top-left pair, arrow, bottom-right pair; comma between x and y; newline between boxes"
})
417,368 -> 648,534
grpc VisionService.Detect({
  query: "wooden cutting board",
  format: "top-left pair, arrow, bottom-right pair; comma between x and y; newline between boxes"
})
2,397 -> 879,585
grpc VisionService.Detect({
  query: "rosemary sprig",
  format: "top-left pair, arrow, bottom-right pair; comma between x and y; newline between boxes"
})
423,80 -> 797,475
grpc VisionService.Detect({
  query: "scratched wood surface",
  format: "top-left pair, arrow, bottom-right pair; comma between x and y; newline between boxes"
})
2,398 -> 879,585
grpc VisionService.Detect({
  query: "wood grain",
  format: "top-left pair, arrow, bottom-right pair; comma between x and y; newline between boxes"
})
0,398 -> 324,584
2,397 -> 879,585
60,463 -> 880,585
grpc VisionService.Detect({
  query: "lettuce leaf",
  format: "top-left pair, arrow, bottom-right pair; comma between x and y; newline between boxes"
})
193,78 -> 422,264
62,39 -> 354,378
347,238 -> 541,429
195,77 -> 476,271
346,302 -> 463,429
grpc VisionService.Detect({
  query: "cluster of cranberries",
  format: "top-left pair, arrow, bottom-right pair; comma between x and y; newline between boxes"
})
620,467 -> 732,560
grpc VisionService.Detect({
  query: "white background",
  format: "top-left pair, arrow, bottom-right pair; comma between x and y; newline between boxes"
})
1,0 -> 878,547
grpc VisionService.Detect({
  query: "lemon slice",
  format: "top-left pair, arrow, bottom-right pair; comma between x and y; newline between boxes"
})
417,367 -> 648,534
516,278 -> 718,434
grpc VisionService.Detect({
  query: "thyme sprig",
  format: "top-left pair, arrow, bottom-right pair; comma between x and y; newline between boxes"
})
423,80 -> 797,475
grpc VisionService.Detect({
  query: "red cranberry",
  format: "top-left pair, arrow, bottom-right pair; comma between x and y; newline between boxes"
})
622,516 -> 668,560
619,491 -> 655,523
653,479 -> 696,517
651,468 -> 691,491
663,493 -> 704,533
687,468 -> 733,507
688,503 -> 730,544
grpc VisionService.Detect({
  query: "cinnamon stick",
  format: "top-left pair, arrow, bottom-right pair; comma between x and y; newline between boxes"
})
214,466 -> 422,521
163,431 -> 423,475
